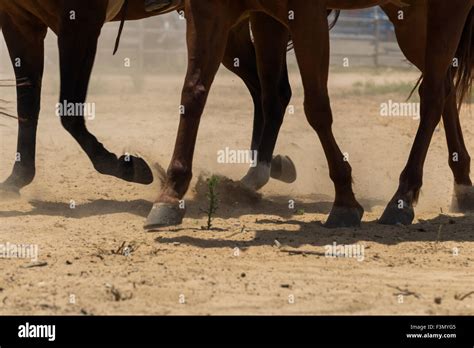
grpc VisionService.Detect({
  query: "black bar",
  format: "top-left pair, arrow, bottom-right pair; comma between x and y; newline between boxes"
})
0,316 -> 473,346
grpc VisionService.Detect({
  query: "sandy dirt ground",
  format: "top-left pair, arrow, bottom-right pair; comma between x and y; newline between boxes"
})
0,66 -> 474,315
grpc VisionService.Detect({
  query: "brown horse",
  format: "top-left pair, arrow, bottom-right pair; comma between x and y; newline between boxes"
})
0,0 -> 299,196
240,0 -> 474,225
144,0 -> 473,229
376,1 -> 473,223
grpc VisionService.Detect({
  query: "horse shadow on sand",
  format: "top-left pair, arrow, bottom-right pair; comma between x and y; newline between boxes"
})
1,175 -> 474,247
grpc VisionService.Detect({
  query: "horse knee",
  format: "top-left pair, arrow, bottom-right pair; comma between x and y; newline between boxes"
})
182,79 -> 208,115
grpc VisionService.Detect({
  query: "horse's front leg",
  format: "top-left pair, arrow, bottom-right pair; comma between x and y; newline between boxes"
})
57,1 -> 153,185
288,0 -> 364,227
144,0 -> 232,229
0,15 -> 47,196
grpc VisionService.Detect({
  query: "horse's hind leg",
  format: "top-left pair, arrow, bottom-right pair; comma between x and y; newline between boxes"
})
222,19 -> 265,154
144,1 -> 232,229
239,12 -> 293,191
379,2 -> 471,225
288,2 -> 363,227
442,76 -> 474,211
0,15 -> 46,195
57,1 -> 152,185
222,18 -> 295,190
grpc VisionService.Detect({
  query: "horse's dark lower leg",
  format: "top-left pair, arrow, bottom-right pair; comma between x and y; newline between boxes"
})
57,4 -> 152,185
444,80 -> 471,186
222,18 -> 295,189
221,20 -> 264,154
380,3 -> 471,225
144,1 -> 231,229
239,13 -> 292,190
379,79 -> 444,225
289,2 -> 363,227
442,77 -> 474,211
0,16 -> 46,194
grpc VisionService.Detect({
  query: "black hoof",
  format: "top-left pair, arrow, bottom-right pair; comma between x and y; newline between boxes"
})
451,185 -> 474,212
271,155 -> 297,184
324,205 -> 364,228
144,203 -> 185,230
118,155 -> 154,185
379,200 -> 414,225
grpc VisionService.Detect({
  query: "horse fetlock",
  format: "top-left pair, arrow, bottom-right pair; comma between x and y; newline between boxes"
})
452,184 -> 474,212
93,154 -> 119,175
4,164 -> 36,189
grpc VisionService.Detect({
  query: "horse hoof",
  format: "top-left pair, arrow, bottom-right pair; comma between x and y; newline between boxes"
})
379,200 -> 414,225
0,183 -> 20,200
240,163 -> 270,191
144,203 -> 185,230
271,155 -> 297,184
451,184 -> 474,212
118,155 -> 154,185
324,205 -> 363,228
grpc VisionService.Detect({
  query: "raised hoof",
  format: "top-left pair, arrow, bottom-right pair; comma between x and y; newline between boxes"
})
240,164 -> 270,192
0,183 -> 21,200
271,155 -> 297,184
324,205 -> 364,228
451,184 -> 474,212
144,203 -> 185,230
118,155 -> 154,185
379,200 -> 414,225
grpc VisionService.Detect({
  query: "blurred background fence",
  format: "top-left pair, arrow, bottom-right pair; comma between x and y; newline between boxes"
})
0,8 -> 411,80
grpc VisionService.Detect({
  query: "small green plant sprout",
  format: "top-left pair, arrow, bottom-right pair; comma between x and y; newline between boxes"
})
202,175 -> 219,230
295,208 -> 305,216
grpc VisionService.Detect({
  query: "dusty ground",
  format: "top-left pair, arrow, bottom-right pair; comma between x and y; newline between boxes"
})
0,66 -> 473,315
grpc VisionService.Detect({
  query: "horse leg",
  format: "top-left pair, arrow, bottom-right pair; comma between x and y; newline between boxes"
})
379,2 -> 471,225
288,1 -> 363,227
239,13 -> 293,191
0,15 -> 46,195
442,76 -> 474,211
57,2 -> 153,185
144,1 -> 232,229
221,20 -> 264,154
222,19 -> 295,190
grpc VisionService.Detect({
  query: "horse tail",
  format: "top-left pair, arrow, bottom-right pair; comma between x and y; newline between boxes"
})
454,6 -> 473,110
287,10 -> 341,52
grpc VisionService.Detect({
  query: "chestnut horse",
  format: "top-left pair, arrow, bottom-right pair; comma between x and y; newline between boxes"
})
241,0 -> 474,225
379,1 -> 473,223
145,0 -> 473,229
0,0 -> 303,195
